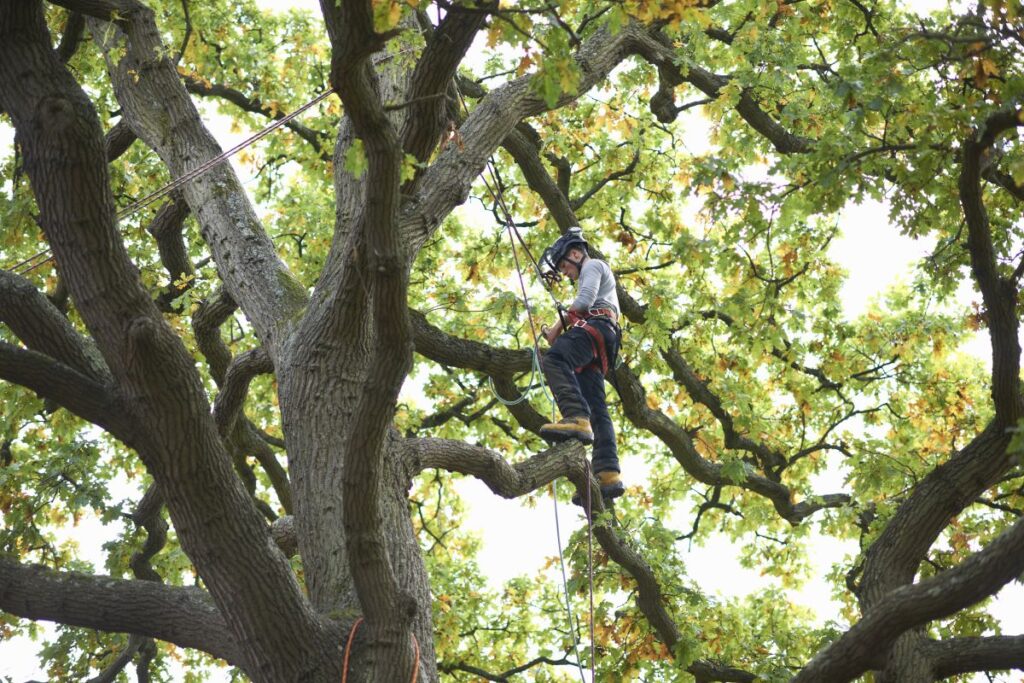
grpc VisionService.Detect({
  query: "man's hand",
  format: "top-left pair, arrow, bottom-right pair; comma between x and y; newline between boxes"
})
541,323 -> 561,345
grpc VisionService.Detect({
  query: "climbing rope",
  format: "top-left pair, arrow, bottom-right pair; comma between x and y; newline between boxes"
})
7,87 -> 336,277
7,43 -> 430,278
341,617 -> 421,683
485,198 -> 552,407
469,138 -> 598,682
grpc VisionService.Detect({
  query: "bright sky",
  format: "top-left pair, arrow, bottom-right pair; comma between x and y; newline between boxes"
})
2,0 -> 1022,681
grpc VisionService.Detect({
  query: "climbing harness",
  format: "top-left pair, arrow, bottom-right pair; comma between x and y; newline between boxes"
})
565,307 -> 619,377
341,617 -> 421,683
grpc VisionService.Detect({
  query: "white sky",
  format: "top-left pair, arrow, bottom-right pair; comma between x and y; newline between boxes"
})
2,0 -> 1022,681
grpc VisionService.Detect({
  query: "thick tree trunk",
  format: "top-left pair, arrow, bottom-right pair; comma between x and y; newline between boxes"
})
279,316 -> 438,682
0,3 -> 336,680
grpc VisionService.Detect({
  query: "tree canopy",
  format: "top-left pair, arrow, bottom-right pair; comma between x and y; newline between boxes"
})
1,0 -> 1023,681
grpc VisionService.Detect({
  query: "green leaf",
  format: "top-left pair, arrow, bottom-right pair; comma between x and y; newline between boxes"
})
343,137 -> 367,179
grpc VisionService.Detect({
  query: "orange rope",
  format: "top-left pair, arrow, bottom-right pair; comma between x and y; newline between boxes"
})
341,617 -> 363,683
341,617 -> 421,683
411,633 -> 421,682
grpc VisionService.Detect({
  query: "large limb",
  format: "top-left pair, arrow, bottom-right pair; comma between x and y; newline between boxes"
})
405,437 -> 756,683
0,4 -> 329,679
50,0 -> 308,355
836,106 -> 1024,682
922,635 -> 1024,679
792,514 -> 1024,683
0,557 -> 241,667
0,269 -> 109,380
0,343 -> 137,446
322,2 -> 421,680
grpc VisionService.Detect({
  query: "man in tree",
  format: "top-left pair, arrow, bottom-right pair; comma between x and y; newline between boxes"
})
539,227 -> 624,502
5,0 -> 1024,679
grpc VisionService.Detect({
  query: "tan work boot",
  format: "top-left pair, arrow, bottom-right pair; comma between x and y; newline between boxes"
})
573,471 -> 625,506
539,416 -> 594,444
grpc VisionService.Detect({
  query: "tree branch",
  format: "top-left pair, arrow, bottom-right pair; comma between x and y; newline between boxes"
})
794,513 -> 1024,683
85,634 -> 150,683
181,74 -> 329,158
0,268 -> 110,381
192,287 -> 237,384
0,342 -> 137,445
662,347 -> 787,473
146,193 -> 194,311
632,29 -> 813,154
613,361 -> 848,524
570,147 -> 640,210
438,654 -> 580,681
401,21 -> 650,252
959,106 -> 1024,425
501,122 -> 580,230
128,484 -> 167,583
411,308 -> 532,376
213,347 -> 273,436
405,436 -> 586,498
56,10 -> 86,63
983,164 -> 1024,203
400,2 -> 493,163
104,118 -> 137,161
0,557 -> 242,667
859,421 -> 1014,606
922,634 -> 1024,678
322,4 -> 421,678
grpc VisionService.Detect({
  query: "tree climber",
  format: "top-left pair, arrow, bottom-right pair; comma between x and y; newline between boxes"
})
538,227 -> 624,503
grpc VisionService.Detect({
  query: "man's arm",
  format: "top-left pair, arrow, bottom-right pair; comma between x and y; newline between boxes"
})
571,260 -> 602,312
542,316 -> 565,345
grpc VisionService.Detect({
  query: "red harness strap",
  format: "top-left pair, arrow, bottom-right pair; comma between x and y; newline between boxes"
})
566,310 -> 610,375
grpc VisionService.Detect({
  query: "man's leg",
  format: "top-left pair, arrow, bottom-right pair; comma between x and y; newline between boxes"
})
540,328 -> 596,443
578,368 -> 624,500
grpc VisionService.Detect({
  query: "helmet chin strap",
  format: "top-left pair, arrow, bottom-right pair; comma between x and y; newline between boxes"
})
561,253 -> 586,281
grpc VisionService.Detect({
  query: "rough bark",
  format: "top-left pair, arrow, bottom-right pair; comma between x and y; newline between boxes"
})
68,0 -> 308,356
813,106 -> 1024,683
0,558 -> 241,666
0,4 -> 333,680
0,268 -> 109,380
793,514 -> 1024,683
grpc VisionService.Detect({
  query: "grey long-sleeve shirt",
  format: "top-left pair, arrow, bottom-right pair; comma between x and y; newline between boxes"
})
571,258 -> 619,316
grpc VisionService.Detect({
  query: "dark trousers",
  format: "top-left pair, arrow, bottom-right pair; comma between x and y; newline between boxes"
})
541,318 -> 620,474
